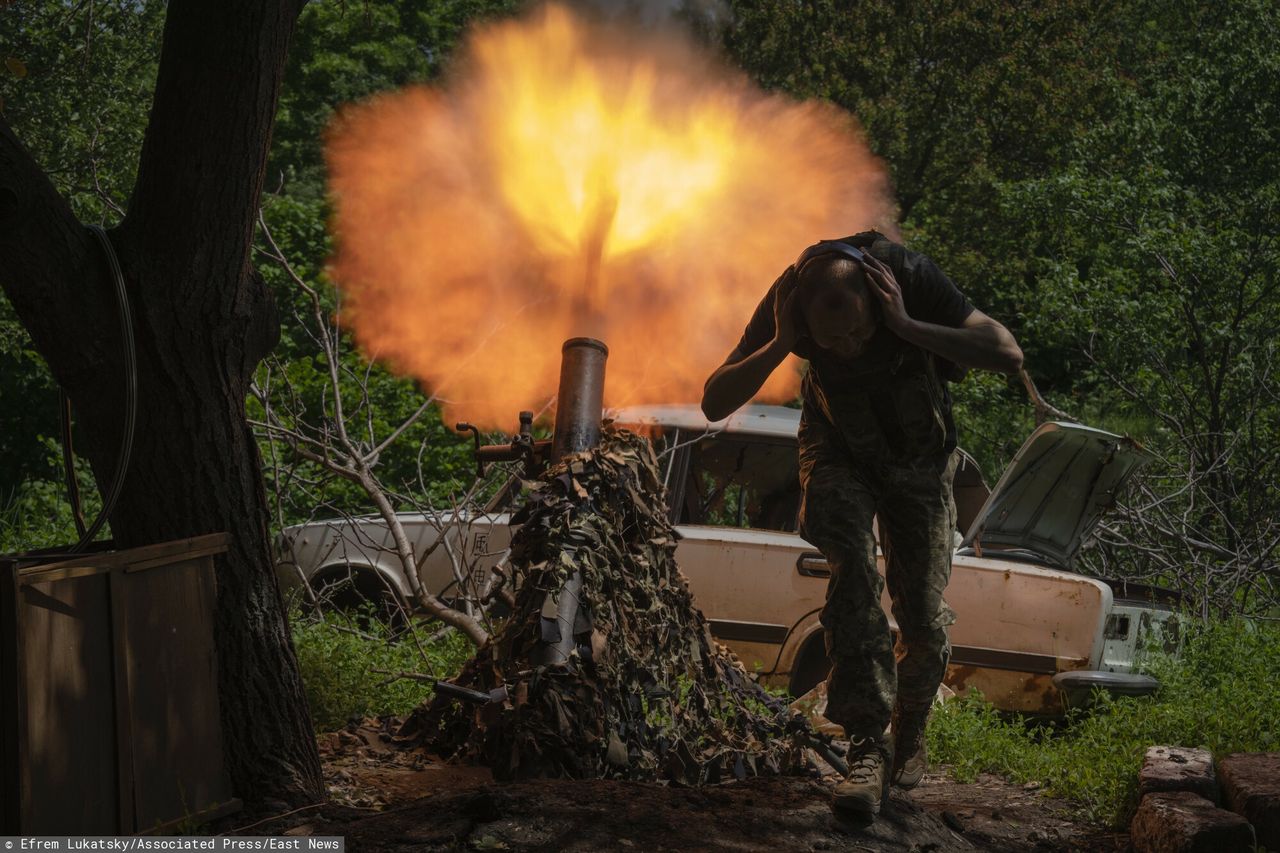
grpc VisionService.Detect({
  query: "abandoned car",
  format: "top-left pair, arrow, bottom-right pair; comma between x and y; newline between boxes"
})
275,404 -> 1179,714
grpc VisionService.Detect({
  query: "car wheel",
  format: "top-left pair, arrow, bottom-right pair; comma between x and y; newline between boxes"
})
307,567 -> 409,636
789,635 -> 832,697
789,629 -> 903,697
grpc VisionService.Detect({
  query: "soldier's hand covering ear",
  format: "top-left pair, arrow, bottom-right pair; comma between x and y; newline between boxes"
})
772,265 -> 801,349
862,254 -> 910,333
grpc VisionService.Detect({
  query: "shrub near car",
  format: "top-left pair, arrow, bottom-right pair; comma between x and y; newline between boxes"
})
276,403 -> 1178,715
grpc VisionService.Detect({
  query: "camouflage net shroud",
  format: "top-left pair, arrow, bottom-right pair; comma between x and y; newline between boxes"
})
406,428 -> 819,782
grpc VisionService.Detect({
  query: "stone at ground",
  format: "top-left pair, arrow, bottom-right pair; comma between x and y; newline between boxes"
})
1130,790 -> 1254,853
1219,752 -> 1280,851
1139,746 -> 1219,802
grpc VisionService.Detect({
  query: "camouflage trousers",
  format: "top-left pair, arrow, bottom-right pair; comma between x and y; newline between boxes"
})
798,440 -> 958,745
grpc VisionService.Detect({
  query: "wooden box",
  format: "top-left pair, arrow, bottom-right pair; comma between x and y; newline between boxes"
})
0,533 -> 240,833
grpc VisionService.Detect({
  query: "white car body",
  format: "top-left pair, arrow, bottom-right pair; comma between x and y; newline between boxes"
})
277,404 -> 1179,714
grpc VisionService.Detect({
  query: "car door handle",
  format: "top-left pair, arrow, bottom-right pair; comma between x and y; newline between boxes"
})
796,552 -> 831,578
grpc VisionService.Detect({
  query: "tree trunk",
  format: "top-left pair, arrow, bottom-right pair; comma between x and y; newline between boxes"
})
0,0 -> 322,806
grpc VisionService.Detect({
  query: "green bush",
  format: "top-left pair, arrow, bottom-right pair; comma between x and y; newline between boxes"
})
0,437 -> 106,555
0,477 -> 84,554
928,617 -> 1280,827
291,609 -> 475,732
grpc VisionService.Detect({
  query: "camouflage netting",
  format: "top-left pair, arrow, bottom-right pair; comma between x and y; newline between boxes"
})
400,427 -> 829,783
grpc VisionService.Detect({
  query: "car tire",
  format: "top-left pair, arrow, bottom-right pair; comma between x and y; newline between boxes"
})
307,566 -> 409,636
789,630 -> 901,697
789,635 -> 832,697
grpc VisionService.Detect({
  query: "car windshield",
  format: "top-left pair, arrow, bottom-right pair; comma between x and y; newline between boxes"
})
677,433 -> 801,532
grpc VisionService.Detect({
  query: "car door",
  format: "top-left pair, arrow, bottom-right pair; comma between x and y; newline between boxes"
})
664,428 -> 830,679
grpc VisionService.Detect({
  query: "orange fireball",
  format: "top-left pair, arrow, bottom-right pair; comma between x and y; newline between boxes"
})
326,3 -> 895,428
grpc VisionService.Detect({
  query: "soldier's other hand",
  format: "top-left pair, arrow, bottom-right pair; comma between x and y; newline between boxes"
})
772,265 -> 801,349
862,254 -> 910,333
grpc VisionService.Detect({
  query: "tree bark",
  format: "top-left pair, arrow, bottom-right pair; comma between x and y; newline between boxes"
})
0,0 -> 322,806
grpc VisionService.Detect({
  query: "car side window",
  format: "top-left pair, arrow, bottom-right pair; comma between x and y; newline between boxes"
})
678,435 -> 801,533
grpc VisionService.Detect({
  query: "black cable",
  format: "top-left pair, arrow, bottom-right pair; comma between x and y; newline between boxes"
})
63,225 -> 137,553
59,391 -> 87,539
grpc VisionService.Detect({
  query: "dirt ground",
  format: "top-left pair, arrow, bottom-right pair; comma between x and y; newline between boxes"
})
217,718 -> 1127,852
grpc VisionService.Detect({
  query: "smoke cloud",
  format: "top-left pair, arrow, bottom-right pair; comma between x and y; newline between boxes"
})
326,3 -> 895,428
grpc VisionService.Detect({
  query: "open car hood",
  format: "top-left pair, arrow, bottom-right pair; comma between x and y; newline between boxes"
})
961,422 -> 1150,568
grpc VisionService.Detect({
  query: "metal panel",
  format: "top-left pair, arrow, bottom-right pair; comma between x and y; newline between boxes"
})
611,403 -> 801,441
938,555 -> 1111,666
949,644 -> 1059,675
707,619 -> 790,645
962,422 -> 1150,567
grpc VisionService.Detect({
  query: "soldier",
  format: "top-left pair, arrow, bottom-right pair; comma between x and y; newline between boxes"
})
701,232 -> 1023,818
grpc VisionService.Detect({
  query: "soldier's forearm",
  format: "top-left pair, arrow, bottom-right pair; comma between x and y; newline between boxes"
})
701,337 -> 792,422
895,318 -> 1023,374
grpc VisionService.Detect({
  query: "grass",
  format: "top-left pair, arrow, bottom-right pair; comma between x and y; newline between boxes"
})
927,616 -> 1280,827
291,607 -> 475,732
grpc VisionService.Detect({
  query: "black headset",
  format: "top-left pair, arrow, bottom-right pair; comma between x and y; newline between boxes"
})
790,239 -> 881,328
794,239 -> 867,275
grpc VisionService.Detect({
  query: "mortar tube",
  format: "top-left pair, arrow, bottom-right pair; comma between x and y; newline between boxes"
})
550,337 -> 608,463
536,337 -> 608,666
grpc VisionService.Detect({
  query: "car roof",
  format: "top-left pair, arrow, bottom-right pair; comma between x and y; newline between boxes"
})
608,403 -> 801,440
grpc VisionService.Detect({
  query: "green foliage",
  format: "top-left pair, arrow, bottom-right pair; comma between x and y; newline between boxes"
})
291,608 -> 474,732
0,472 -> 84,554
0,311 -> 63,494
0,436 -> 102,553
728,0 -> 1279,606
271,0 -> 518,190
0,0 -> 163,220
0,1 -> 163,500
992,0 -> 1280,608
928,617 -> 1280,827
948,371 -> 1034,485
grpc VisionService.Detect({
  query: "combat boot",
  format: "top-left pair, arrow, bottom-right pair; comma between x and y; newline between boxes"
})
832,736 -> 891,817
891,705 -> 930,789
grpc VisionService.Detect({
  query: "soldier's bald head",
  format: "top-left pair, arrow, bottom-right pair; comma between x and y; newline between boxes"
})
798,256 -> 878,356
